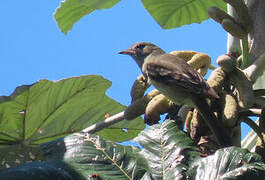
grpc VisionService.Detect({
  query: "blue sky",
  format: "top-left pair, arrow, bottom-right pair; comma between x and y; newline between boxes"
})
1,1 -> 250,139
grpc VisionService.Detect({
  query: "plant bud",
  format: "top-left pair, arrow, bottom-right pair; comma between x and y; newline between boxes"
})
221,18 -> 247,39
208,6 -> 234,24
217,54 -> 237,73
130,74 -> 150,102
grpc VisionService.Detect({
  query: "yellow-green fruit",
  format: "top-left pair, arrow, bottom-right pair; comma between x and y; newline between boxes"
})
190,109 -> 206,139
207,68 -> 226,92
170,51 -> 197,62
222,93 -> 238,128
185,110 -> 193,133
187,53 -> 211,70
229,68 -> 254,108
145,94 -> 172,124
170,51 -> 211,76
191,109 -> 203,127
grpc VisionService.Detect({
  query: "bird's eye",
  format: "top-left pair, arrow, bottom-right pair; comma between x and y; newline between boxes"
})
135,44 -> 145,50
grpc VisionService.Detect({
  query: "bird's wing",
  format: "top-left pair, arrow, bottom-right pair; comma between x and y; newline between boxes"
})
145,54 -> 210,96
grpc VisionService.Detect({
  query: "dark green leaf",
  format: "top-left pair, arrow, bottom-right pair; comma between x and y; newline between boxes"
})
192,147 -> 265,180
0,144 -> 45,170
134,120 -> 200,179
141,0 -> 226,29
42,133 -> 149,180
55,0 -> 121,34
0,161 -> 85,180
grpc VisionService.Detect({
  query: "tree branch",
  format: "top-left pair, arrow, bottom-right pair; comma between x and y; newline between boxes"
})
82,111 -> 125,134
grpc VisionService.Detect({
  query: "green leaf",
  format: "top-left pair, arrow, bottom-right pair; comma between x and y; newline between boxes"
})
141,0 -> 226,29
42,133 -> 149,180
192,147 -> 265,180
134,120 -> 200,179
0,161 -> 86,180
0,144 -> 45,170
54,0 -> 120,34
0,75 -> 144,146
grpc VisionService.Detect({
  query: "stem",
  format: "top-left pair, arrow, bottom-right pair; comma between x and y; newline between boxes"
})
82,89 -> 160,134
241,35 -> 249,68
82,112 -> 125,134
208,64 -> 217,70
226,4 -> 241,55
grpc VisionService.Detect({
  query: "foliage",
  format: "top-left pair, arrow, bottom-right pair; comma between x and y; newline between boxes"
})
2,0 -> 265,179
141,0 -> 226,29
54,0 -> 226,34
55,0 -> 121,34
0,75 -> 144,169
1,120 -> 265,179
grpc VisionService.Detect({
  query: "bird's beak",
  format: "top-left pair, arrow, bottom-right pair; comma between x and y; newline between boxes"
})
118,49 -> 135,55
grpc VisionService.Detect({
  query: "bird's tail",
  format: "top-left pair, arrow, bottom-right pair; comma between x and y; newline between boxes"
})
193,97 -> 232,147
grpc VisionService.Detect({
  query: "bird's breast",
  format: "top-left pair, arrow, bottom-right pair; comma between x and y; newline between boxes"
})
150,79 -> 194,106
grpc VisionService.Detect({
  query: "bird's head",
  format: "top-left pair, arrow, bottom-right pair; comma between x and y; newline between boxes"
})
118,42 -> 165,68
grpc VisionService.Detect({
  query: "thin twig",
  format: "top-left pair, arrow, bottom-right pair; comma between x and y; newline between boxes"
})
82,89 -> 161,134
240,36 -> 249,68
82,112 -> 125,134
208,64 -> 217,70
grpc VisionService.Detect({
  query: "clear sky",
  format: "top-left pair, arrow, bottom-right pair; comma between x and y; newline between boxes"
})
1,1 -> 250,139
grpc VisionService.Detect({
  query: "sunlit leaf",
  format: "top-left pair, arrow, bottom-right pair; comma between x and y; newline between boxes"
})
0,75 -> 144,145
134,120 -> 200,179
141,0 -> 226,29
192,147 -> 265,179
55,0 -> 120,34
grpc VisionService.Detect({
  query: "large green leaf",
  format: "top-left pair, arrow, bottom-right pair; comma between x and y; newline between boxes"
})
191,147 -> 265,180
0,161 -> 85,180
134,120 -> 200,179
141,0 -> 226,29
55,0 -> 120,34
43,133 -> 149,180
0,75 -> 144,145
41,120 -> 200,179
2,121 -> 265,179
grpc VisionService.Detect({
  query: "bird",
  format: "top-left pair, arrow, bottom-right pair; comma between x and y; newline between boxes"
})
119,42 -> 232,147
